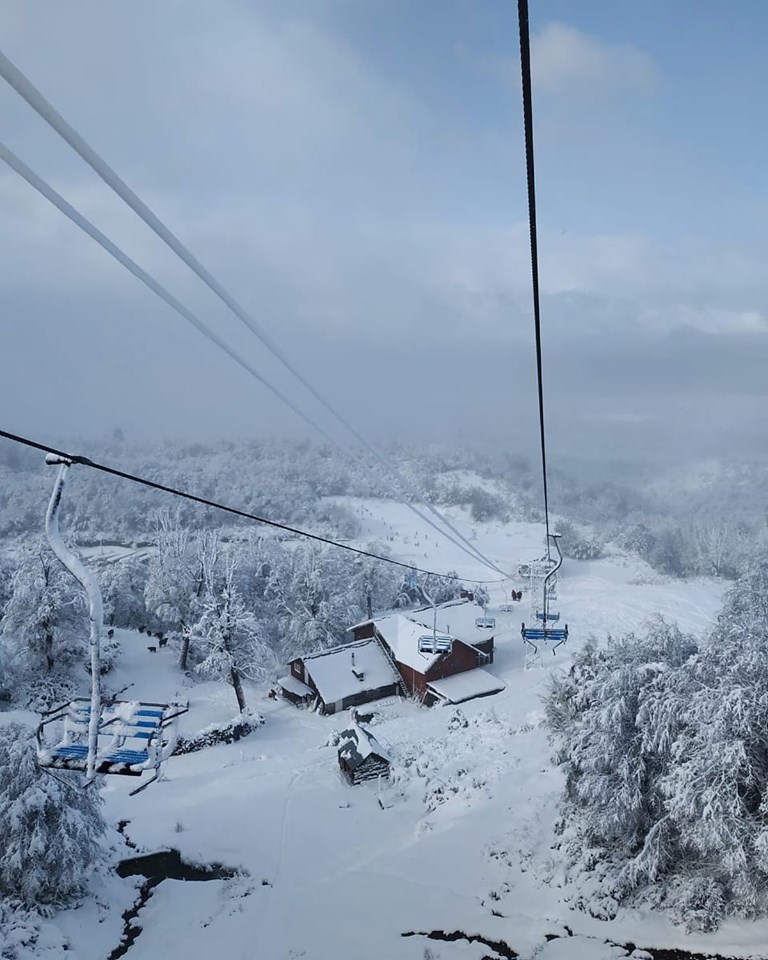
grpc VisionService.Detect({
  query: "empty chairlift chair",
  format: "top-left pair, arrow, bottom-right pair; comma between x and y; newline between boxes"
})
405,575 -> 455,657
37,698 -> 188,792
35,455 -> 188,794
417,632 -> 453,656
521,533 -> 569,656
474,616 -> 496,629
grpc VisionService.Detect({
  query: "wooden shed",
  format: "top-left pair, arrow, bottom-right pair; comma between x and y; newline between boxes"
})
337,723 -> 390,785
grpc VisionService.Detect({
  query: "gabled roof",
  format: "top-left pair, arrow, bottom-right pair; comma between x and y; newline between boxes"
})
350,600 -> 494,672
369,613 -> 449,672
363,613 -> 468,673
293,639 -> 399,705
337,724 -> 389,770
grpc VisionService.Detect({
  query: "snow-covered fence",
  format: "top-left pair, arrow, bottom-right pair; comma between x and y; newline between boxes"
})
172,711 -> 264,755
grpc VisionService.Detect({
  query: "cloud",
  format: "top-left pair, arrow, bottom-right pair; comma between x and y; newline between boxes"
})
1,0 -> 767,462
531,22 -> 658,97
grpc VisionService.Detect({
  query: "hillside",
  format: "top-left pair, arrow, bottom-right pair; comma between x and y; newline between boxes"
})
2,500 -> 752,960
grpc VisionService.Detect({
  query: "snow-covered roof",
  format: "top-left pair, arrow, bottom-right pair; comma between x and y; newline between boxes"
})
278,675 -> 313,698
426,668 -> 506,704
347,606 -> 423,632
300,640 -> 399,705
351,601 -> 493,671
368,613 -> 456,672
337,724 -> 389,768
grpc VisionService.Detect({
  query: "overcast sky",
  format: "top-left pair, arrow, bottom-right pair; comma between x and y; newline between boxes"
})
3,0 -> 768,465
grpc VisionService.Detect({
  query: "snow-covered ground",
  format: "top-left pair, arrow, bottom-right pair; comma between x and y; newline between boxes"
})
7,499 -> 759,960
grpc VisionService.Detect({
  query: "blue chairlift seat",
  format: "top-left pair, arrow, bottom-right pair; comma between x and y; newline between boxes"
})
521,622 -> 569,651
418,633 -> 453,655
536,611 -> 560,622
37,698 -> 188,778
522,627 -> 568,641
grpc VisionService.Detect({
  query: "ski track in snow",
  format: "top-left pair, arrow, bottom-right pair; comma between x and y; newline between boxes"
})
5,498 -> 762,960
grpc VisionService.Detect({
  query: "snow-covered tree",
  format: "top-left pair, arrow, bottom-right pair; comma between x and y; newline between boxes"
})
0,548 -> 86,678
0,723 -> 106,907
192,553 -> 273,712
351,554 -> 402,620
0,553 -> 15,620
547,566 -> 768,930
473,584 -> 490,609
145,517 -> 207,669
267,544 -> 360,658
100,554 -> 149,629
394,569 -> 462,610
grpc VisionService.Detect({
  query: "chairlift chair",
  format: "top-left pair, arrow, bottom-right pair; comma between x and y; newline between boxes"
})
36,697 -> 188,794
405,577 -> 454,656
474,616 -> 496,629
418,633 -> 453,656
37,455 -> 188,794
521,532 -> 568,656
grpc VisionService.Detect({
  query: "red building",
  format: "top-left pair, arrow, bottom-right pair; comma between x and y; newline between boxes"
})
348,612 -> 502,706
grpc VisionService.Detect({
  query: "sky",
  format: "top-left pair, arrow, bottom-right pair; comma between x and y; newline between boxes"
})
2,0 -> 768,465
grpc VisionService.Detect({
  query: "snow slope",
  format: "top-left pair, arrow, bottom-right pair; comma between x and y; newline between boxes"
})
6,500 -> 757,960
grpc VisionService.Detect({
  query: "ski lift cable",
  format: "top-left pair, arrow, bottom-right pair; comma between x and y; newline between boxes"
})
517,0 -> 552,558
0,49 -> 508,580
0,142 -> 334,444
0,144 -> 504,578
0,428 -> 509,585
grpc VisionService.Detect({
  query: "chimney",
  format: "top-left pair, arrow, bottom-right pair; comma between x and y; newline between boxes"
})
351,648 -> 365,682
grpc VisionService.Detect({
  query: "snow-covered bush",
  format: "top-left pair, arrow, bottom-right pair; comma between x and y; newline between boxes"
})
19,675 -> 78,714
556,520 -> 604,561
0,723 -> 106,908
172,711 -> 264,755
466,488 -> 509,523
84,630 -> 121,676
613,522 -> 655,558
433,481 -> 509,522
0,901 -> 51,959
547,569 -> 768,930
389,709 -> 519,821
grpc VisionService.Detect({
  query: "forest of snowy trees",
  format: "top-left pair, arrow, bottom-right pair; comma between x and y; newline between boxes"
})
2,435 -> 768,717
546,566 -> 768,931
0,528 -> 464,715
3,436 -> 767,583
4,434 -> 768,934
